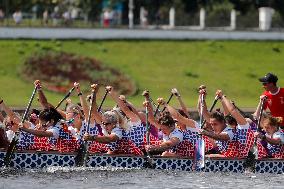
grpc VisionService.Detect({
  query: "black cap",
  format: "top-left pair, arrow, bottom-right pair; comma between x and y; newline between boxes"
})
259,73 -> 278,83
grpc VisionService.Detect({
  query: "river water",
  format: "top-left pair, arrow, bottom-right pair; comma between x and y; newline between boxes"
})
0,167 -> 283,189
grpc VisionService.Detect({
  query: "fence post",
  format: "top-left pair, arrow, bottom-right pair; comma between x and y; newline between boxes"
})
200,8 -> 205,29
128,0 -> 134,29
230,9 -> 236,30
169,7 -> 175,29
259,7 -> 274,31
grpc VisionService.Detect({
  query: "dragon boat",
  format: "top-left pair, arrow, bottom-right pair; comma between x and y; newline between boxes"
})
0,150 -> 283,174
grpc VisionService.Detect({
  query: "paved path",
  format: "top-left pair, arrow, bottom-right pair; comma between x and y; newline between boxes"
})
0,27 -> 284,40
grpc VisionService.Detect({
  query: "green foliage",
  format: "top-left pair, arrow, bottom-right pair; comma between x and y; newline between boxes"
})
0,40 -> 284,109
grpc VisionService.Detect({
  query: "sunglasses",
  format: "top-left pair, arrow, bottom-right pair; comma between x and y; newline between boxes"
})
41,121 -> 50,128
262,82 -> 269,86
101,122 -> 112,126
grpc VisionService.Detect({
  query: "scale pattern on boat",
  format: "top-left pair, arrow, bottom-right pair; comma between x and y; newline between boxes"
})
0,151 -> 283,174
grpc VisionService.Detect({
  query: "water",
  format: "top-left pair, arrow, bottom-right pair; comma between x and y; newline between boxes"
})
0,167 -> 283,189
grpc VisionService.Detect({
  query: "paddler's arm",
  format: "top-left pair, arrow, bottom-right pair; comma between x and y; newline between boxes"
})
84,133 -> 118,144
19,127 -> 53,137
143,100 -> 161,129
199,129 -> 230,141
171,88 -> 190,118
166,104 -> 196,128
146,137 -> 180,152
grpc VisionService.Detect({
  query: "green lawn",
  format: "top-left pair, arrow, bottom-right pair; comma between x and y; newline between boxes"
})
0,40 -> 283,109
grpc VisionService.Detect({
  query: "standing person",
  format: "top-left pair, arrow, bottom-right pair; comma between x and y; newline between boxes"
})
255,73 -> 284,128
13,10 -> 22,25
43,10 -> 49,26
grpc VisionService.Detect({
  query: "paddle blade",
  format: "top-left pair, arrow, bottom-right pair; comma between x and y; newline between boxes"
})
194,138 -> 205,170
4,136 -> 19,167
74,142 -> 88,167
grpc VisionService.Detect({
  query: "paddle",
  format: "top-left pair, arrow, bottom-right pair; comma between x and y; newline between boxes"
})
74,86 -> 96,167
55,86 -> 76,109
201,95 -> 219,127
4,86 -> 38,167
244,96 -> 267,171
98,89 -> 109,113
194,93 -> 205,170
252,96 -> 267,159
143,105 -> 155,168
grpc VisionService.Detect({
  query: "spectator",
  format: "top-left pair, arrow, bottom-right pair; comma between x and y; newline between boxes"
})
13,10 -> 22,25
254,73 -> 284,128
0,9 -> 4,23
43,9 -> 49,26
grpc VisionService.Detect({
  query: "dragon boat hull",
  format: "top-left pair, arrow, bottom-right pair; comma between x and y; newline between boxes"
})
0,150 -> 283,174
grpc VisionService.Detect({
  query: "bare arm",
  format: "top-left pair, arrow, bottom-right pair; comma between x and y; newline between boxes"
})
200,130 -> 230,141
0,100 -> 21,123
266,137 -> 282,145
216,90 -> 247,126
107,86 -> 139,122
0,112 -> 4,122
74,82 -> 89,121
166,104 -> 196,128
88,87 -> 103,124
85,133 -> 119,144
125,101 -> 145,123
34,80 -> 52,109
200,93 -> 211,123
20,127 -> 53,137
143,101 -> 161,129
171,88 -> 190,118
253,95 -> 267,119
147,137 -> 180,152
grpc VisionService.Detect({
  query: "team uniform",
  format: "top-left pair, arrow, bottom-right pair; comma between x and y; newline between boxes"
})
257,130 -> 284,159
31,123 -> 61,151
104,126 -> 143,155
162,128 -> 183,154
262,88 -> 284,126
126,120 -> 147,149
17,123 -> 36,151
176,122 -> 199,157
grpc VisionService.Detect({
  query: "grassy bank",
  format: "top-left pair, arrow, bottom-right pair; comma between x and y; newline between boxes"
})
0,40 -> 283,109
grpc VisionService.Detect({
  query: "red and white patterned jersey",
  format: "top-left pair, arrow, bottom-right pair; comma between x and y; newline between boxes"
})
105,127 -> 143,155
176,123 -> 199,157
31,123 -> 61,151
257,130 -> 284,159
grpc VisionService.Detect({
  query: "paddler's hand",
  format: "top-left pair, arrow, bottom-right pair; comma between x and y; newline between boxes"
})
260,95 -> 267,101
171,88 -> 180,97
216,90 -> 224,99
106,86 -> 113,93
142,90 -> 150,97
254,132 -> 266,140
91,84 -> 99,93
119,95 -> 126,103
83,133 -> 96,141
74,82 -> 82,95
145,145 -> 154,152
34,80 -> 42,90
199,129 -> 209,136
157,98 -> 165,105
198,85 -> 207,96
143,101 -> 150,108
